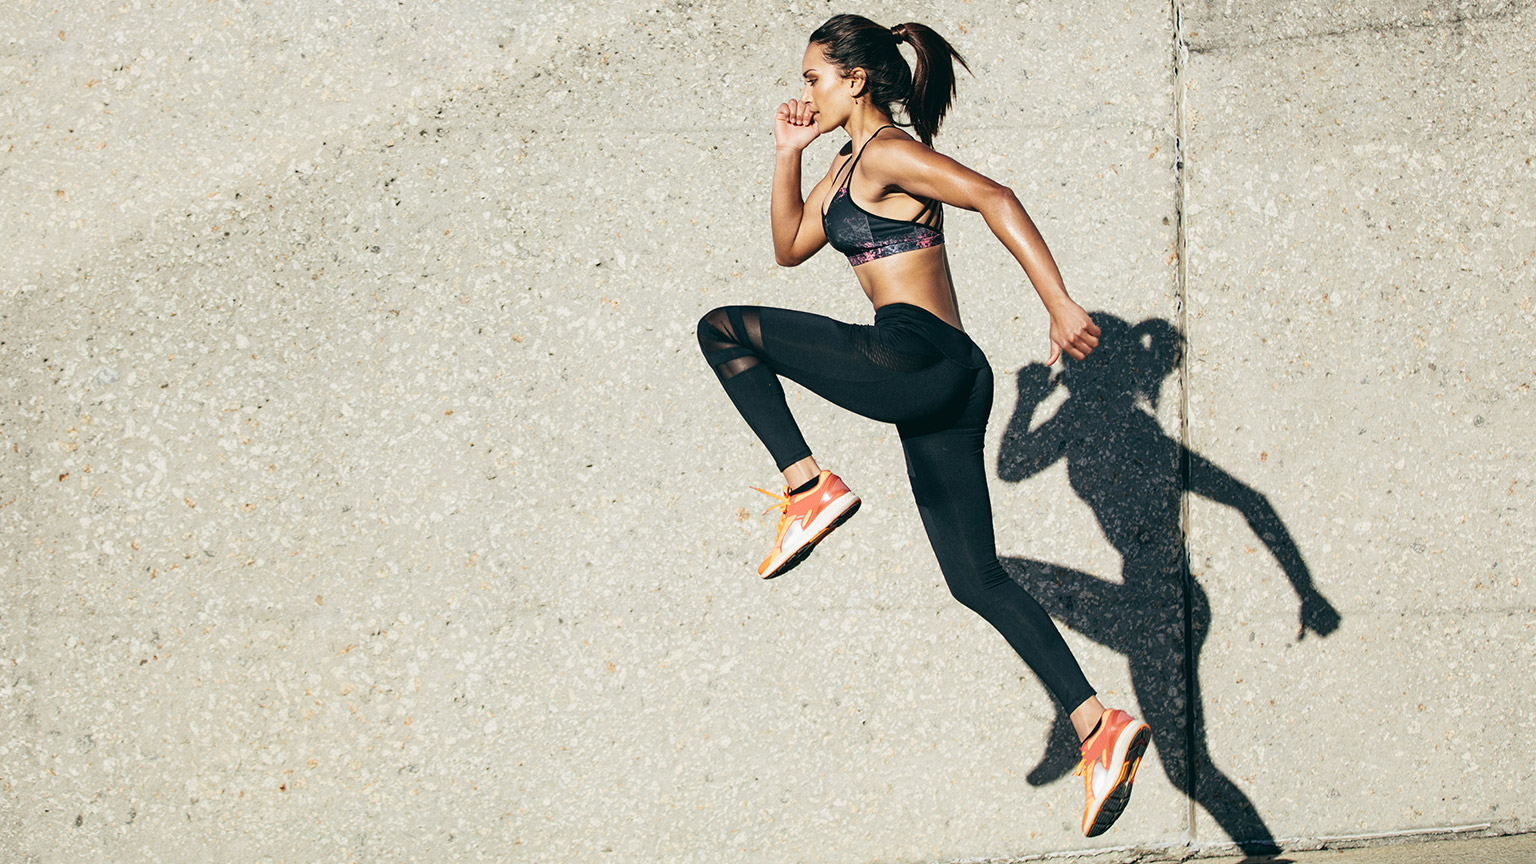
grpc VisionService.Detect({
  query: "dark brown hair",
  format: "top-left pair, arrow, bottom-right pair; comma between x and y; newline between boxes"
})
808,14 -> 971,146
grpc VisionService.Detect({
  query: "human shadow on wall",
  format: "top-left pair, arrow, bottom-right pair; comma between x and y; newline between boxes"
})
995,313 -> 1340,857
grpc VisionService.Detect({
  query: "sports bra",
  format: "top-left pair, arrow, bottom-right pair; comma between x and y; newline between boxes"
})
821,125 -> 945,266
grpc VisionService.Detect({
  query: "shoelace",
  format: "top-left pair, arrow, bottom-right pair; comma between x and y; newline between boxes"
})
751,485 -> 790,518
1073,734 -> 1098,779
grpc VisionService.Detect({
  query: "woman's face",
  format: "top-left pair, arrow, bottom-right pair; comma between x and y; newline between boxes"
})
800,43 -> 859,131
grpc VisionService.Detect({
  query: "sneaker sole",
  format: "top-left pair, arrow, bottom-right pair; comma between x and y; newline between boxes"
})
1085,725 -> 1150,838
761,496 -> 861,580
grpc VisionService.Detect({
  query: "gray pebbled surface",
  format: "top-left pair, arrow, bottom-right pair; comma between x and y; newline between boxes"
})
1,0 -> 1530,862
1182,0 -> 1535,849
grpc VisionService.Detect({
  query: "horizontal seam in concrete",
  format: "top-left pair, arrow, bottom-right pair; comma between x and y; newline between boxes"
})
1185,0 -> 1531,54
1192,822 -> 1502,859
951,823 -> 1506,863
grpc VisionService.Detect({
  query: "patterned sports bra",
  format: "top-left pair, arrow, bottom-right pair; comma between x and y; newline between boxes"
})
821,125 -> 945,266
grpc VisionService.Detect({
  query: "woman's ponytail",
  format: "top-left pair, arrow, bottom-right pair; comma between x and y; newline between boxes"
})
889,22 -> 970,146
810,15 -> 971,147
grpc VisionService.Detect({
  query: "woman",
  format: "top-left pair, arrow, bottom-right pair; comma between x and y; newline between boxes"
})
696,14 -> 1150,838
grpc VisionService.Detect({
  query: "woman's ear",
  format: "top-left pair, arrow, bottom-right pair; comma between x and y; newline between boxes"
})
847,67 -> 869,99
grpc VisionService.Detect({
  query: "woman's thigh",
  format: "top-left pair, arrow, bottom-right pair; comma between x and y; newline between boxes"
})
898,363 -> 999,572
749,306 -> 974,426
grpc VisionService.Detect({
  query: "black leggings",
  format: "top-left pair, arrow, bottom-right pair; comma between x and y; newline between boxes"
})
697,302 -> 1096,711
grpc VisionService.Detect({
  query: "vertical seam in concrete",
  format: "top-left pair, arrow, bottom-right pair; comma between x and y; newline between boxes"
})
1171,0 -> 1199,846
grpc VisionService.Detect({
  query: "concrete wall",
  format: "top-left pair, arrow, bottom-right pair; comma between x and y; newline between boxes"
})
1181,0 -> 1536,848
1,0 -> 1530,861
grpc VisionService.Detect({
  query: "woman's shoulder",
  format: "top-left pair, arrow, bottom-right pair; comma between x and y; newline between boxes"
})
869,126 -> 926,150
858,129 -> 937,175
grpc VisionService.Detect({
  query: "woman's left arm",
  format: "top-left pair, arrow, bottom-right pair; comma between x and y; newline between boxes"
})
861,139 -> 1100,363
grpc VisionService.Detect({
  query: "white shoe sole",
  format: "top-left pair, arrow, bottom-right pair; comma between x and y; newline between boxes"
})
1084,722 -> 1150,837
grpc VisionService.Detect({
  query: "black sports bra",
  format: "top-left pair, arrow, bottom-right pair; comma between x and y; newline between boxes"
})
821,125 -> 945,266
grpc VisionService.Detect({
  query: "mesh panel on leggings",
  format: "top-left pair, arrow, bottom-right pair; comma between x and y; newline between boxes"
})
699,307 -> 764,380
848,326 -> 945,373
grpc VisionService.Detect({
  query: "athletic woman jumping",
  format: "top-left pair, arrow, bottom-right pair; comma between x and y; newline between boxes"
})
696,14 -> 1151,837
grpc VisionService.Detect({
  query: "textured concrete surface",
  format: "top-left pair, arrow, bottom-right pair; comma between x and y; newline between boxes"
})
1,0 -> 1531,862
1181,0 -> 1536,851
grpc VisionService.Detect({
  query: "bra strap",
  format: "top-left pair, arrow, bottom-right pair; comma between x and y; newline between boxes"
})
834,124 -> 900,191
913,195 -> 944,230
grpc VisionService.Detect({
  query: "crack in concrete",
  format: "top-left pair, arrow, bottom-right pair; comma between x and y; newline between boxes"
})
1170,0 -> 1199,846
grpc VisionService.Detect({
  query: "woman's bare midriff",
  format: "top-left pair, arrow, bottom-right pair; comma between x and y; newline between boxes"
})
851,244 -> 965,331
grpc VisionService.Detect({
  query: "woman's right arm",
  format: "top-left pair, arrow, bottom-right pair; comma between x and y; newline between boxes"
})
855,137 -> 1100,363
771,99 -> 832,267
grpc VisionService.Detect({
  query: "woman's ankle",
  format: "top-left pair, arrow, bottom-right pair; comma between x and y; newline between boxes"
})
782,456 -> 822,491
1069,696 -> 1107,743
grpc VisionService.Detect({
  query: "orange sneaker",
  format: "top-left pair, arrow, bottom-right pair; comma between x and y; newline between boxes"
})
752,470 -> 861,579
1075,708 -> 1151,837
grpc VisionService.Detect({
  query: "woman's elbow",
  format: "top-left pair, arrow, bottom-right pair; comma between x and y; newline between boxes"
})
977,181 -> 1020,214
775,248 -> 805,267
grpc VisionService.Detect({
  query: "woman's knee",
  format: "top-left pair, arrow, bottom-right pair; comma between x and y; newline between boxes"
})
942,568 -> 989,613
697,306 -> 739,350
937,550 -> 1017,609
